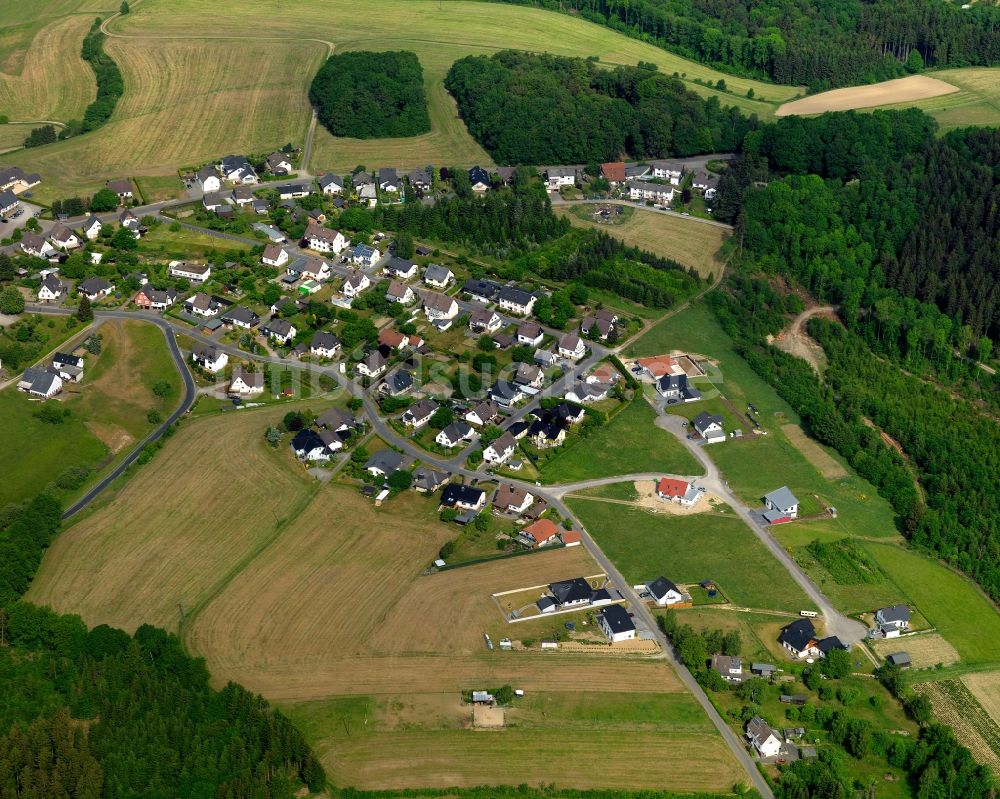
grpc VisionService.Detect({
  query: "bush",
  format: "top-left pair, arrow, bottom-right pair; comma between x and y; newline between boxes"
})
55,465 -> 90,490
388,469 -> 413,490
34,404 -> 68,424
146,409 -> 162,425
151,380 -> 171,398
0,286 -> 25,315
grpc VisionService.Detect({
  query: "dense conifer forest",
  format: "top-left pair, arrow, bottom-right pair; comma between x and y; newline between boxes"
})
445,51 -> 757,164
491,0 -> 1000,89
310,50 -> 430,138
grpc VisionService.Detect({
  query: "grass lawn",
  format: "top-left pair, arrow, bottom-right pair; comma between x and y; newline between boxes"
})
539,399 -> 700,483
863,542 -> 1000,666
134,175 -> 186,203
569,498 -> 815,612
671,607 -> 791,663
571,481 -> 639,502
0,320 -> 179,507
0,123 -> 35,152
139,224 -> 252,259
555,203 -> 729,280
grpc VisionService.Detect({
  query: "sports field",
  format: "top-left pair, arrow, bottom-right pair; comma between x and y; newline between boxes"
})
7,0 -> 795,197
555,203 -> 729,280
568,498 -> 815,611
29,409 -> 742,791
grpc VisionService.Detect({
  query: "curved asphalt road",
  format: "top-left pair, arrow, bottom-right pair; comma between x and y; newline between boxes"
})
26,307 -> 197,520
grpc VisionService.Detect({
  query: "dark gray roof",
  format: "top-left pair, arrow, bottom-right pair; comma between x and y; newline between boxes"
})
264,318 -> 294,337
648,576 -> 680,600
222,306 -> 260,325
441,483 -> 484,507
384,369 -> 413,394
52,352 -> 83,368
498,286 -> 534,307
292,428 -> 327,455
549,577 -> 594,605
468,165 -> 490,185
385,256 -> 417,275
439,421 -> 472,442
413,467 -> 450,492
311,331 -> 340,351
877,604 -> 911,623
365,449 -> 404,475
693,411 -> 723,433
424,263 -> 452,283
887,652 -> 911,666
317,407 -> 353,430
779,619 -> 816,652
816,636 -> 848,654
490,381 -> 522,402
600,604 -> 635,634
78,277 -> 112,294
462,278 -> 502,300
318,173 -> 343,189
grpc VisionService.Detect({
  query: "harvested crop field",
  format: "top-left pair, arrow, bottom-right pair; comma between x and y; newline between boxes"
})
872,633 -> 959,668
555,203 -> 728,280
915,680 -> 1000,771
776,75 -> 958,116
965,672 -> 1000,729
27,406 -> 317,631
781,423 -> 847,479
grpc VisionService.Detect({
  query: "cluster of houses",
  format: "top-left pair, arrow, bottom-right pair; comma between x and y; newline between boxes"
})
23,207 -> 146,266
536,160 -> 719,205
290,406 -> 366,462
17,350 -> 85,399
745,716 -> 816,762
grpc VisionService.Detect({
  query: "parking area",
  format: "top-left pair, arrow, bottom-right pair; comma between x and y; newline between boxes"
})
1,201 -> 43,233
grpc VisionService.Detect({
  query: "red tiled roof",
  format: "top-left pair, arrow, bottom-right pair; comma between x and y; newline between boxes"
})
523,518 -> 559,544
601,162 -> 626,182
637,354 -> 674,377
657,478 -> 689,498
561,530 -> 581,545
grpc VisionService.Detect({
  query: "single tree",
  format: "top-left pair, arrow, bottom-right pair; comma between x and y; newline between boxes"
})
89,188 -> 120,212
75,294 -> 93,323
0,286 -> 24,315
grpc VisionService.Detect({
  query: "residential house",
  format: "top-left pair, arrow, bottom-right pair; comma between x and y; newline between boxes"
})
692,411 -> 725,444
493,483 -> 533,514
462,278 -> 502,304
252,198 -> 270,215
380,368 -> 414,396
81,216 -> 102,240
106,178 -> 135,202
357,351 -> 387,378
134,286 -> 177,310
169,261 -> 212,283
746,717 -> 782,759
440,483 -> 486,512
266,151 -> 293,175
465,401 -> 499,427
490,380 -> 524,408
692,169 -> 719,200
647,576 -> 685,607
656,477 -> 701,507
529,416 -> 566,448
318,173 -> 344,195
120,209 -> 141,232
384,256 -> 419,280
52,352 -> 83,372
598,605 -> 636,643
625,164 -> 650,181
580,308 -> 618,340
658,373 -> 702,403
377,167 -> 402,193
545,577 -> 599,610
0,166 -> 41,193
317,407 -> 356,433
762,486 -> 799,522
288,258 -> 331,282
629,181 -> 674,204
191,345 -> 228,373
436,421 -> 474,449
564,380 -> 610,403
182,292 -> 222,318
196,165 -> 221,192
37,273 -> 64,302
385,280 -> 415,305
519,518 -> 560,548
483,432 -> 517,464
22,232 -> 55,259
545,167 -> 577,189
468,166 -> 491,192
600,161 -> 626,185
278,183 -> 311,199
77,277 -> 114,301
219,155 -> 257,184
550,402 -> 585,425
558,333 -> 586,360
203,192 -> 225,212
365,449 -> 404,478
262,318 -> 296,345
341,269 -> 370,298
497,286 -> 536,316
422,291 -> 459,321
712,654 -> 744,683
402,399 -> 439,429
412,467 -> 450,493
304,222 -> 347,254
310,331 -> 341,359
262,244 -> 289,267
359,184 -> 377,206
221,306 -> 260,329
874,605 -> 911,638
17,368 -> 62,399
229,366 -> 264,396
779,619 -> 818,659
51,353 -> 83,383
291,428 -> 332,462
407,167 -> 432,192
378,329 -> 422,350
650,160 -> 685,184
350,244 -> 380,267
469,309 -> 503,334
514,362 -> 544,390
49,224 -> 81,251
351,171 -> 374,191
423,263 -> 453,289
516,321 -> 544,346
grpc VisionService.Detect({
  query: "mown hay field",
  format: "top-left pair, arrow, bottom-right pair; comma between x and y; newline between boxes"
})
554,203 -> 729,280
0,13 -> 96,123
871,633 -> 959,669
776,75 -> 958,116
0,123 -> 36,151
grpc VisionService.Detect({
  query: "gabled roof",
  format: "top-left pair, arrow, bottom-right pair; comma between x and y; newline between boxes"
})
648,576 -> 680,600
498,286 -> 534,307
763,485 -> 799,510
264,317 -> 294,337
468,165 -> 490,185
490,381 -> 522,402
231,366 -> 264,388
559,332 -> 582,351
292,428 -> 327,454
816,636 -> 848,654
657,478 -> 689,497
523,518 -> 559,544
779,619 -> 816,652
78,277 -> 112,294
422,291 -> 456,313
600,162 -> 626,182
384,369 -> 414,394
599,604 -> 635,634
386,279 -> 412,299
196,165 -> 219,181
439,421 -> 472,443
318,173 -> 343,189
746,716 -> 777,747
693,411 -> 723,433
413,467 -> 449,492
441,483 -> 485,507
877,604 -> 911,623
549,577 -> 593,604
424,263 -> 452,283
404,398 -> 439,422
49,223 -> 76,243
365,449 -> 404,475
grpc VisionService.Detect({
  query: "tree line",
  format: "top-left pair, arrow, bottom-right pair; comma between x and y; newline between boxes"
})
0,495 -> 326,797
488,0 -> 1000,90
445,51 -> 757,164
309,50 -> 430,139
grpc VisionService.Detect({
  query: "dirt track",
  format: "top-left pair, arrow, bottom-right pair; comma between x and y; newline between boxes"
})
777,75 -> 958,116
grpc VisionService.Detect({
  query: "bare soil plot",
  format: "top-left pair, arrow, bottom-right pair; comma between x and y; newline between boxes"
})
915,680 -> 1000,771
781,424 -> 848,479
555,203 -> 728,280
26,407 -> 316,631
777,75 -> 958,116
472,704 -> 505,728
871,633 -> 960,668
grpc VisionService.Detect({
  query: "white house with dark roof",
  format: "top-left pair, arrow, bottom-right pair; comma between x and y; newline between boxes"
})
262,318 -> 296,345
357,351 -> 387,378
310,331 -> 341,359
191,345 -> 228,373
22,232 -> 55,259
18,367 -> 62,398
221,306 -> 260,329
81,216 -> 103,240
341,269 -> 370,299
646,576 -> 685,607
423,263 -> 453,289
229,366 -> 264,395
483,432 -> 517,464
468,166 -> 491,192
441,483 -> 486,511
318,173 -> 344,195
650,160 -> 685,184
545,167 -> 577,189
629,181 -> 674,204
598,605 -> 636,643
469,309 -> 503,334
436,421 -> 474,449
288,258 -> 331,282
762,486 -> 799,522
874,605 -> 910,638
266,151 -> 293,175
497,287 -> 536,316
49,224 -> 81,251
517,321 -> 544,346
37,273 -> 64,302
196,165 -> 221,192
692,411 -> 725,444
558,333 -> 586,361
402,399 -> 439,429
169,261 -> 212,283
219,155 -> 257,184
77,277 -> 114,301
746,717 -> 782,758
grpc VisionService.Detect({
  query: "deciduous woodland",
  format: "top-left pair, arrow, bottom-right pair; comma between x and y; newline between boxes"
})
446,52 -> 757,164
491,0 -> 1000,89
309,50 -> 430,139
